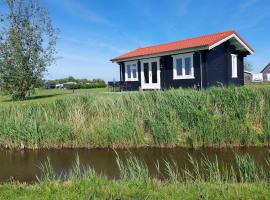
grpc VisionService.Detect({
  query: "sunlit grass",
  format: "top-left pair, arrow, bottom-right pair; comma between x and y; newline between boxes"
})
0,87 -> 108,105
0,86 -> 270,148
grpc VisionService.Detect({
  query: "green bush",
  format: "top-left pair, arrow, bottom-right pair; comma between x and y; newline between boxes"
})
65,81 -> 106,90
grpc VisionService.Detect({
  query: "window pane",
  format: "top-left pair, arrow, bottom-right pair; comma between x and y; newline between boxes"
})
176,58 -> 182,76
185,57 -> 191,75
127,65 -> 131,78
144,63 -> 149,83
132,64 -> 137,78
152,62 -> 157,83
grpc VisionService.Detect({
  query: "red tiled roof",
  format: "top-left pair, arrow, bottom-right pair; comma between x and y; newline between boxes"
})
111,30 -> 254,61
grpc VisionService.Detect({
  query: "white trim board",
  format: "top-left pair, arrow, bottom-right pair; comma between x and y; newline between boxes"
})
208,33 -> 254,55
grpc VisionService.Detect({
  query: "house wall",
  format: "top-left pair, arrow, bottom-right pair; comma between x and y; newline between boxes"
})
119,42 -> 246,91
119,61 -> 141,90
204,44 -> 227,87
160,53 -> 201,89
204,42 -> 245,87
227,43 -> 245,86
261,65 -> 270,81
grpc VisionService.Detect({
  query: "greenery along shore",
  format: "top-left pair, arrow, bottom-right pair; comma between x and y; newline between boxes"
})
1,154 -> 270,200
0,86 -> 270,149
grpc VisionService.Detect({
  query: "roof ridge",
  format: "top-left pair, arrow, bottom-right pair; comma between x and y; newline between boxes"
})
136,30 -> 235,50
111,30 -> 253,61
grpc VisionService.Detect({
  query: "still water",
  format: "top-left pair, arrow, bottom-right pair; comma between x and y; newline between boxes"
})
0,147 -> 269,183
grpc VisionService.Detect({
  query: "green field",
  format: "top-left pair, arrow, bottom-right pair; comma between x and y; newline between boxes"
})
0,88 -> 108,105
0,85 -> 270,149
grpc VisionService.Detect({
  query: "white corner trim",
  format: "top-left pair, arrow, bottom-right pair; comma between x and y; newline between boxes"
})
209,33 -> 254,55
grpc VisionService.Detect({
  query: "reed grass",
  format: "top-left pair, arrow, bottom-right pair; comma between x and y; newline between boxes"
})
116,153 -> 150,181
0,86 -> 270,148
38,156 -> 97,182
36,153 -> 270,184
3,153 -> 270,199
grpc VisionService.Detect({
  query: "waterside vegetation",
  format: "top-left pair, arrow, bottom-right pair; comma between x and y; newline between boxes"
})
1,154 -> 270,199
0,86 -> 270,149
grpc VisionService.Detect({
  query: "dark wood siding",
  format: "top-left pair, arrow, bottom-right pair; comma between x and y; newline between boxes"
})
119,61 -> 141,91
204,42 -> 244,87
119,42 -> 246,90
204,43 -> 227,87
160,52 -> 201,89
227,44 -> 245,86
261,64 -> 270,81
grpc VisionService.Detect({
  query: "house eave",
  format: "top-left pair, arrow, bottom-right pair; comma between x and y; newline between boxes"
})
111,46 -> 209,63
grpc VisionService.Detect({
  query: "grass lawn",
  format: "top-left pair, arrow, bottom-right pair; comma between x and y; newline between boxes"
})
0,87 -> 108,105
0,83 -> 269,105
0,180 -> 269,200
245,82 -> 270,89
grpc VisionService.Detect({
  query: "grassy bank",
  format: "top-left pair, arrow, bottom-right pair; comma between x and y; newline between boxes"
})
1,154 -> 270,199
0,88 -> 107,105
0,86 -> 270,148
1,179 -> 269,200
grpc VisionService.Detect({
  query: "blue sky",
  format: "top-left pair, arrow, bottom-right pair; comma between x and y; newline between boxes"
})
42,0 -> 270,81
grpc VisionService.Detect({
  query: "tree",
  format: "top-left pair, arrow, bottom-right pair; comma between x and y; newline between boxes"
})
244,60 -> 253,72
0,0 -> 58,100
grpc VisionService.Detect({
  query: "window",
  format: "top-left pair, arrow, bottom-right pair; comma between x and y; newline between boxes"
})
231,54 -> 238,78
125,61 -> 138,81
173,53 -> 194,79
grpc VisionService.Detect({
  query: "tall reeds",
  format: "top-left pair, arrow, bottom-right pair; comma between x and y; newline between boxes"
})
37,153 -> 270,184
0,86 -> 270,148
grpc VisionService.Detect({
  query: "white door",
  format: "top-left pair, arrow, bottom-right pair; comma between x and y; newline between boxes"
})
141,58 -> 161,89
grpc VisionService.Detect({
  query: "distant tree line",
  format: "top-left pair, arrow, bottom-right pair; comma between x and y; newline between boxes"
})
46,76 -> 106,89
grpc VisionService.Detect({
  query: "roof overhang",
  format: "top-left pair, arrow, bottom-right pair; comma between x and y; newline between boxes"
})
111,46 -> 208,63
209,33 -> 254,55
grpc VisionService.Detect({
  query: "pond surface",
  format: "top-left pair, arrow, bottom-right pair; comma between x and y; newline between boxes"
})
0,147 -> 269,183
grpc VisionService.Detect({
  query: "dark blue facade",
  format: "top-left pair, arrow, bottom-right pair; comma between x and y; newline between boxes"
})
119,41 -> 246,90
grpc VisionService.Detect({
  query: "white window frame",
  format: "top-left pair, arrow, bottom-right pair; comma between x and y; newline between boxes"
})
231,54 -> 238,78
172,53 -> 194,80
125,61 -> 138,81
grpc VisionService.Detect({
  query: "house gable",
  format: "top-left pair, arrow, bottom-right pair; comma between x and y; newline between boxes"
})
261,63 -> 270,73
